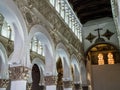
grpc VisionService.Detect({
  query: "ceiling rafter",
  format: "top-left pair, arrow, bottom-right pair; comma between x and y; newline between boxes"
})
68,0 -> 112,24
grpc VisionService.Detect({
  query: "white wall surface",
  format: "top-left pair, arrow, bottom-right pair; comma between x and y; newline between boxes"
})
82,17 -> 119,52
92,64 -> 120,90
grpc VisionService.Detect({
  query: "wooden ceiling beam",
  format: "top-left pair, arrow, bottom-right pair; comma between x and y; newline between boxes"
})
78,8 -> 111,17
73,0 -> 91,8
79,12 -> 112,24
74,0 -> 109,10
76,3 -> 110,13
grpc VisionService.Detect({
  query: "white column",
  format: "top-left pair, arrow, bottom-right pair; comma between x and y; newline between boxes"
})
11,80 -> 27,90
45,76 -> 57,90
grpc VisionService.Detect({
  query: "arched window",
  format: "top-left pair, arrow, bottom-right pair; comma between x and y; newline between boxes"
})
31,36 -> 44,56
0,14 -> 14,41
107,52 -> 114,64
98,53 -> 104,65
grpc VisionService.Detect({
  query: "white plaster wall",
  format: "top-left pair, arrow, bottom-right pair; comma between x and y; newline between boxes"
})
82,17 -> 119,52
92,64 -> 120,90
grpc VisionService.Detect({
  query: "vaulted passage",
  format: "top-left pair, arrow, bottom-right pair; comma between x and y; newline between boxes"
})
32,64 -> 41,90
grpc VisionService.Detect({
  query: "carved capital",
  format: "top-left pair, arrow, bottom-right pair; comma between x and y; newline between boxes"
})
26,83 -> 32,90
74,83 -> 82,90
0,79 -> 9,88
63,81 -> 73,88
44,76 -> 57,85
82,86 -> 88,90
9,66 -> 30,80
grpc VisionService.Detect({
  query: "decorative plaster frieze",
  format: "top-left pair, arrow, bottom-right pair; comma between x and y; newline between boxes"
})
63,80 -> 73,88
50,31 -> 61,46
9,66 -> 30,80
74,83 -> 82,90
44,76 -> 57,85
0,79 -> 9,88
26,83 -> 32,90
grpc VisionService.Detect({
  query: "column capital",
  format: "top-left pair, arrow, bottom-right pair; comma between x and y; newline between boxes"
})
74,83 -> 82,90
9,66 -> 30,80
0,79 -> 9,88
44,76 -> 57,85
26,83 -> 32,90
82,86 -> 88,90
63,80 -> 73,88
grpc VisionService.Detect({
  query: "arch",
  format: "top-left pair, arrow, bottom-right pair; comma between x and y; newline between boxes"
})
0,42 -> 9,79
86,42 -> 120,65
56,42 -> 72,80
0,0 -> 28,65
85,42 -> 119,56
56,57 -> 63,89
28,24 -> 55,75
71,54 -> 81,83
32,64 -> 41,90
31,58 -> 45,85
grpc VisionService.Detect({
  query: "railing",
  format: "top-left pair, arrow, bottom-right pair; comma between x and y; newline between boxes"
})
49,0 -> 82,42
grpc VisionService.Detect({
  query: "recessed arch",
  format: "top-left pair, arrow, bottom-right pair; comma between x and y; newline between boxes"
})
0,0 -> 28,65
32,64 -> 40,90
86,42 -> 120,65
29,25 -> 54,56
56,57 -> 63,89
29,24 -> 55,75
85,42 -> 119,56
31,58 -> 45,85
56,42 -> 72,80
71,54 -> 81,83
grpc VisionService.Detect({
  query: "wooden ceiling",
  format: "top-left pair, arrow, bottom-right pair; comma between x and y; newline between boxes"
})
68,0 -> 113,24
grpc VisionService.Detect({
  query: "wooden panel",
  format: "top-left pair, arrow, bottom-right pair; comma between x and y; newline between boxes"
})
68,0 -> 112,24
